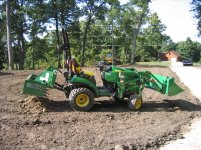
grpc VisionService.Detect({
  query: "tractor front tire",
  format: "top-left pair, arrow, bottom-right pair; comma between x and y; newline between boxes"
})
69,88 -> 94,111
128,95 -> 142,111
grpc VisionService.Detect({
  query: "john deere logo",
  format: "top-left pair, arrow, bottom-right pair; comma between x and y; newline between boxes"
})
40,73 -> 49,82
26,83 -> 43,90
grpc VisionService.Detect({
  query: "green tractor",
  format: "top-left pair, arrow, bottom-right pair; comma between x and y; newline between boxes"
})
22,59 -> 183,111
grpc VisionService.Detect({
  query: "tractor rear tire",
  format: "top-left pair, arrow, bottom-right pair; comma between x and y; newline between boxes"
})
69,88 -> 94,111
128,95 -> 142,111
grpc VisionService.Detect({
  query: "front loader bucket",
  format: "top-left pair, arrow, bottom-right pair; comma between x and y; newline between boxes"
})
22,66 -> 57,96
144,73 -> 184,96
165,78 -> 184,96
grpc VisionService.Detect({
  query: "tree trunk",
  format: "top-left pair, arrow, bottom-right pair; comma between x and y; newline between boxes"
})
81,16 -> 92,67
55,13 -> 61,68
19,0 -> 25,70
32,37 -> 35,70
131,13 -> 145,64
111,19 -> 115,65
61,13 -> 71,64
19,28 -> 25,70
6,0 -> 14,70
131,29 -> 137,64
124,35 -> 128,63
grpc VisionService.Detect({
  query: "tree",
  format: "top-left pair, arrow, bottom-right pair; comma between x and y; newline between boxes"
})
25,1 -> 49,69
0,10 -> 6,70
106,3 -> 121,65
0,0 -> 27,70
14,0 -> 26,70
161,35 -> 176,52
120,0 -> 151,64
139,13 -> 166,61
192,41 -> 201,62
6,0 -> 14,70
191,0 -> 201,36
0,41 -> 5,70
48,0 -> 80,68
3,0 -> 197,70
177,38 -> 192,60
79,0 -> 107,66
176,37 -> 201,61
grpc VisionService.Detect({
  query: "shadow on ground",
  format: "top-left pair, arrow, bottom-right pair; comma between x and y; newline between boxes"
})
36,97 -> 201,113
0,72 -> 14,76
35,97 -> 72,112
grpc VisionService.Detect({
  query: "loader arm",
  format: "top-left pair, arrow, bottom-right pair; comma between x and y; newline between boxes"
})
138,71 -> 183,96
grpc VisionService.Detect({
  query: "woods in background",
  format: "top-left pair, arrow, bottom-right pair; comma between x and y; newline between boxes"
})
0,0 -> 201,70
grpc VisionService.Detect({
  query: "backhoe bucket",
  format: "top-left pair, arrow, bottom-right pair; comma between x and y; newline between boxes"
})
22,66 -> 57,96
144,73 -> 184,96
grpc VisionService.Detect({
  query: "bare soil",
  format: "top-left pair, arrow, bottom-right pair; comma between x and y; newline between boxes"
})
0,66 -> 201,150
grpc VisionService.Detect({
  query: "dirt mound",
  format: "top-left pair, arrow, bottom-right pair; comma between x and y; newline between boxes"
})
20,96 -> 70,114
20,96 -> 46,114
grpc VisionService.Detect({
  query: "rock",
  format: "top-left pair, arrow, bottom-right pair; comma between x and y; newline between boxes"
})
40,144 -> 47,150
174,106 -> 180,111
151,119 -> 155,124
128,144 -> 134,150
32,118 -> 42,125
177,133 -> 184,139
0,95 -> 6,100
18,99 -> 25,103
37,111 -> 43,115
137,111 -> 141,114
20,104 -> 25,108
115,144 -> 124,150
42,107 -> 47,113
24,121 -> 29,125
53,140 -> 57,144
46,120 -> 51,124
106,114 -> 115,120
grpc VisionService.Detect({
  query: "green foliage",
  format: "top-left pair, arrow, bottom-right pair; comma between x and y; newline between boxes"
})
1,0 -> 201,70
99,49 -> 111,60
24,47 -> 32,69
176,37 -> 201,62
136,13 -> 167,61
161,35 -> 176,52
0,16 -> 6,70
24,37 -> 50,69
191,0 -> 201,36
0,43 -> 5,70
136,61 -> 171,67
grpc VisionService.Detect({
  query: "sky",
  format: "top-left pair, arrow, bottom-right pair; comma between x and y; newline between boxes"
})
121,0 -> 201,43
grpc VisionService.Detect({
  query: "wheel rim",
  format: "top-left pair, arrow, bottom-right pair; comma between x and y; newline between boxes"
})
76,94 -> 89,107
134,98 -> 142,109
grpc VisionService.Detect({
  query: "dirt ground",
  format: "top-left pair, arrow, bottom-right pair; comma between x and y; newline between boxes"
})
0,65 -> 201,150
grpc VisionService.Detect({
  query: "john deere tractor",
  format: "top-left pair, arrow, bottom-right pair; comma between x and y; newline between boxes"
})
22,58 -> 183,111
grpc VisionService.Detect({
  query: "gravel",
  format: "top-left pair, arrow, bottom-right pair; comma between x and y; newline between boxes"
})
160,66 -> 201,150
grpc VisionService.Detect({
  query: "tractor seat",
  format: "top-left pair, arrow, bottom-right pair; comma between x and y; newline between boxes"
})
70,57 -> 95,77
83,70 -> 95,77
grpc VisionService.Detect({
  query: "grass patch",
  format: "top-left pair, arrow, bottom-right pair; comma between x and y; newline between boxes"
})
193,62 -> 201,66
135,61 -> 171,67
